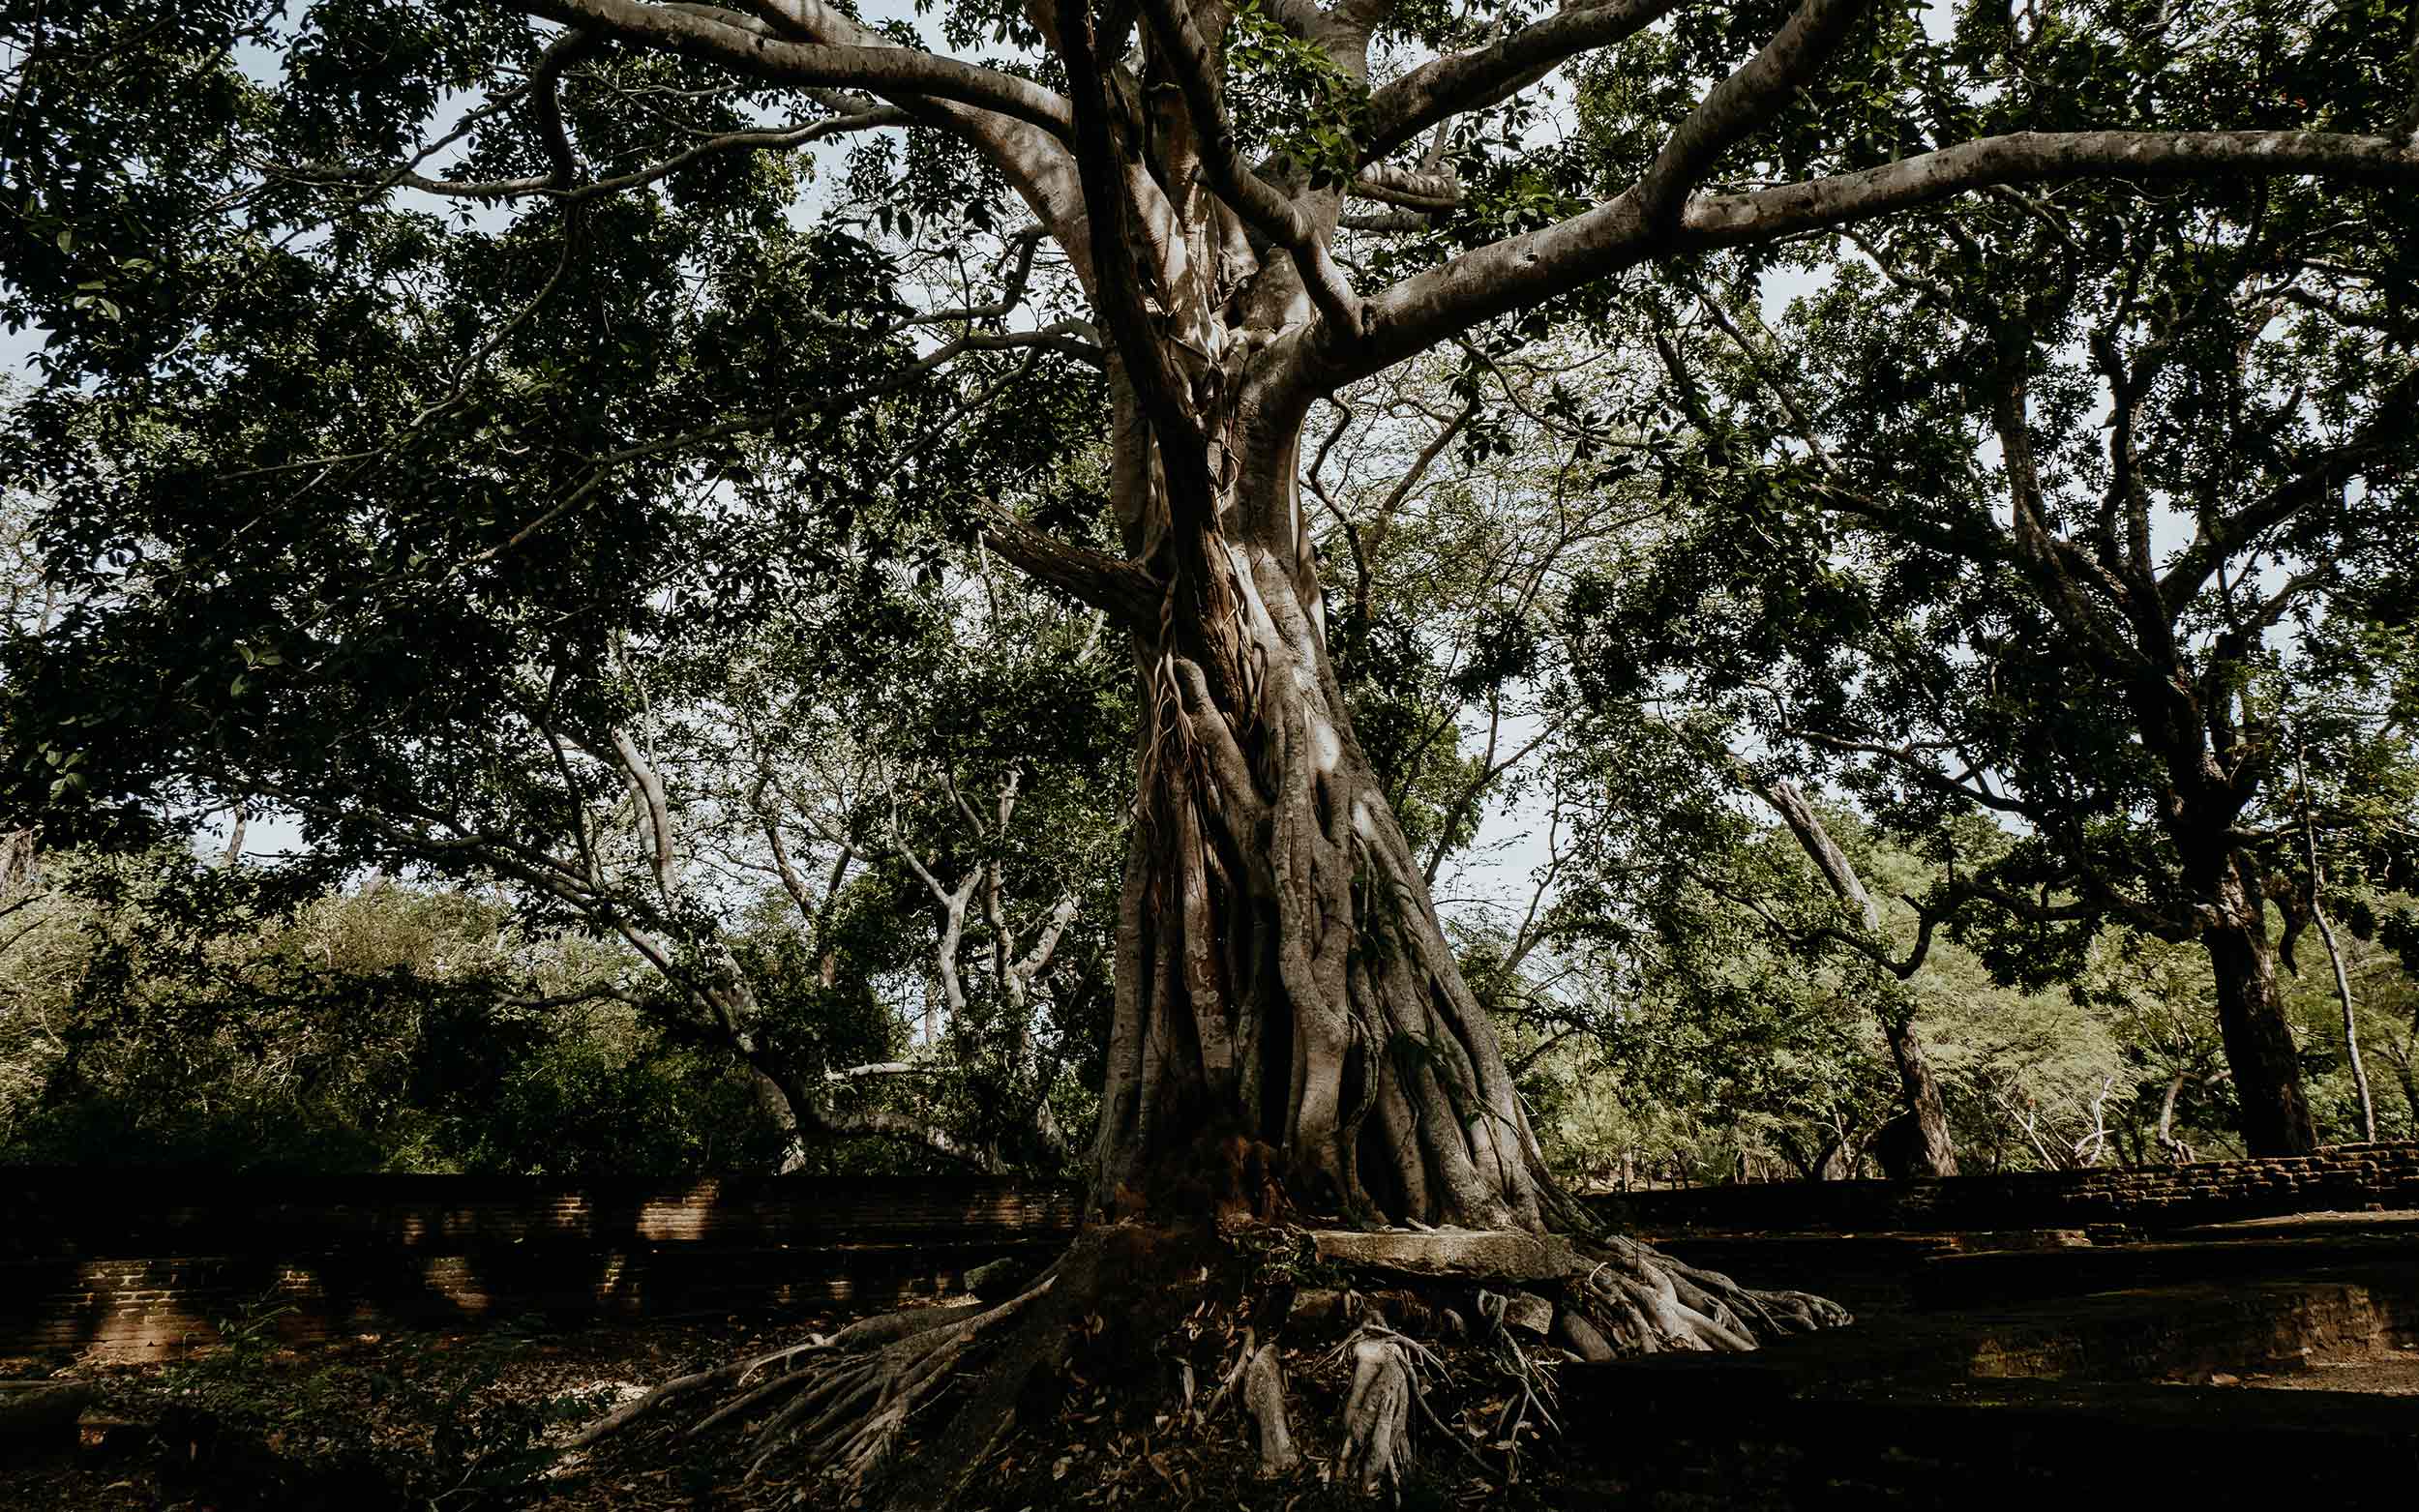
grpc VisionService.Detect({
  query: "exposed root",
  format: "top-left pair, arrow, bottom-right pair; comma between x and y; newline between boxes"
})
1239,1342 -> 1299,1476
568,1300 -> 993,1453
1336,1332 -> 1417,1498
559,1221 -> 1852,1509
745,1281 -> 1054,1493
565,1357 -> 751,1451
1472,1290 -> 1561,1484
1570,1235 -> 1850,1355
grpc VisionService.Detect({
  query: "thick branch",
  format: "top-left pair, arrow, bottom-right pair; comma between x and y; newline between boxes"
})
1629,0 -> 1871,228
1324,130 -> 2419,387
1757,777 -> 1880,934
524,0 -> 1075,137
1135,0 -> 1362,332
980,512 -> 1163,627
1359,0 -> 1686,164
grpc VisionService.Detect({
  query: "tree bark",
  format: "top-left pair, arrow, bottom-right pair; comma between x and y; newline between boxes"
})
1088,469 -> 1565,1230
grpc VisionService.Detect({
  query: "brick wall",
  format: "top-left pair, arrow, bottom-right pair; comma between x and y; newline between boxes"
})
1590,1141 -> 2419,1234
0,1171 -> 1079,1361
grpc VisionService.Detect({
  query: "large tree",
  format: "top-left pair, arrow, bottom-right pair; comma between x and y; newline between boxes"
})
1583,126 -> 2418,1154
7,0 -> 2419,1498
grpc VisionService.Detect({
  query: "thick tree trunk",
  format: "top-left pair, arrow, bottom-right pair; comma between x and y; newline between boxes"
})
573,408 -> 1849,1512
2200,906 -> 2317,1156
1088,518 -> 1563,1231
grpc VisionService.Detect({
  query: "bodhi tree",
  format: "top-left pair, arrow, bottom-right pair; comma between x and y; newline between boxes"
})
8,0 -> 2419,1498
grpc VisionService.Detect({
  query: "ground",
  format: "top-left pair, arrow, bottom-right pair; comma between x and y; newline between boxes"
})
14,1206 -> 2414,1510
0,1284 -> 1597,1511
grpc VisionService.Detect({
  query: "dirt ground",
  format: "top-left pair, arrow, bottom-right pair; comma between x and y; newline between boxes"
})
0,1299 -> 1573,1512
1,1308 -> 868,1512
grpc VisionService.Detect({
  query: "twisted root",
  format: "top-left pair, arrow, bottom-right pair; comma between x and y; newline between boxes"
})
1572,1236 -> 1850,1354
567,1284 -> 1054,1499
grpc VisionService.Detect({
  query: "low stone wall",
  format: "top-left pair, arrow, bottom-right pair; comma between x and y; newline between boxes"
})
16,1143 -> 2419,1362
1589,1141 -> 2419,1234
0,1171 -> 1078,1361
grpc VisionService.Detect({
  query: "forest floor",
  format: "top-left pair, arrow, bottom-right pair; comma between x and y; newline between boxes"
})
0,1300 -> 1585,1512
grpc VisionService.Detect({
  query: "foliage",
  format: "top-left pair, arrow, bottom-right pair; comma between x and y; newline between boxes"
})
0,860 -> 795,1176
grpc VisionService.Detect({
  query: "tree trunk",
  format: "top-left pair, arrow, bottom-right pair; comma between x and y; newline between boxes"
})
1087,511 -> 1564,1231
2314,904 -> 2376,1142
1876,1009 -> 1958,1176
2200,907 -> 2318,1156
584,520 -> 1857,1493
1757,778 -> 1956,1176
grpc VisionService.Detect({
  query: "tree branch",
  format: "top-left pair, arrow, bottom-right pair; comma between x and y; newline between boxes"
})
1359,0 -> 1687,164
611,726 -> 680,897
1326,130 -> 2419,388
979,511 -> 1164,627
1628,0 -> 1872,229
1135,0 -> 1362,333
523,0 -> 1075,137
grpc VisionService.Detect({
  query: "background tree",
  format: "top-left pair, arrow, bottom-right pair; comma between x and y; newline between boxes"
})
0,855 -> 813,1175
1574,92 -> 2419,1152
